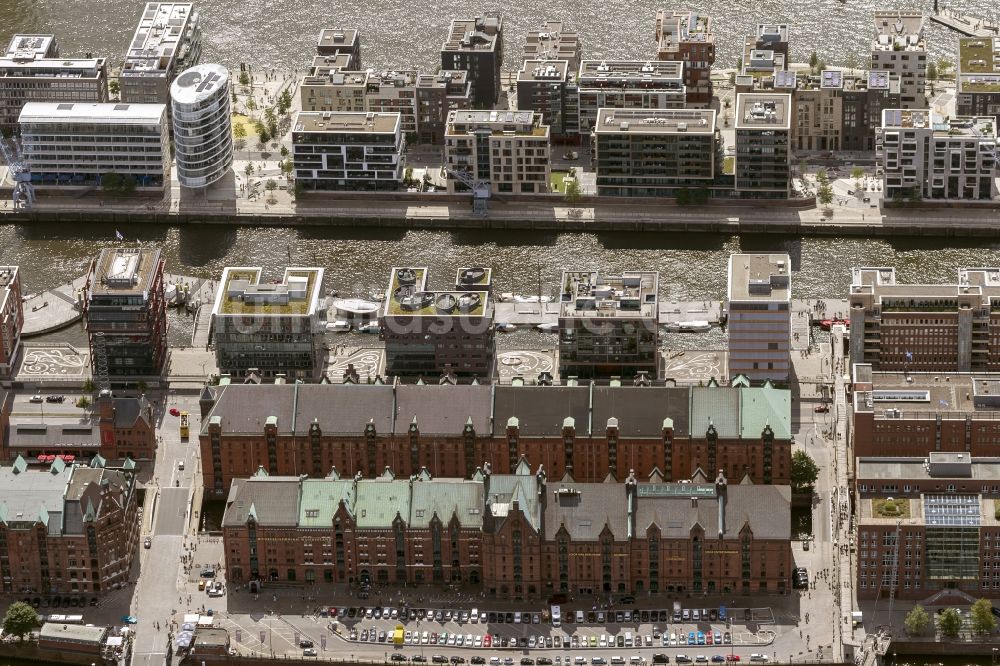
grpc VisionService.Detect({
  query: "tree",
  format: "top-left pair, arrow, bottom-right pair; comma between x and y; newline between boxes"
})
692,187 -> 710,205
937,58 -> 954,79
850,166 -> 865,181
120,175 -> 136,194
809,51 -> 819,70
816,60 -> 826,74
108,80 -> 120,100
2,602 -> 38,640
246,97 -> 257,115
790,450 -> 820,491
264,107 -> 276,126
244,163 -> 254,178
845,52 -> 860,71
563,178 -> 582,205
280,159 -> 294,177
101,172 -> 123,193
926,62 -> 938,82
970,598 -> 997,635
82,378 -> 96,393
279,145 -> 289,158
76,396 -> 91,409
136,380 -> 148,394
238,71 -> 250,86
938,608 -> 963,638
817,183 -> 833,208
233,123 -> 247,140
904,605 -> 930,635
267,119 -> 278,139
676,187 -> 691,205
265,179 -> 277,192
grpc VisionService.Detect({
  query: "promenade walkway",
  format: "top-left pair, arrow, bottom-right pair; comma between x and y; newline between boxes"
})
21,275 -> 87,336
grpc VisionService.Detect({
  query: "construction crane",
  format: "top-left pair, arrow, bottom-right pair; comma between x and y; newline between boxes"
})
0,133 -> 35,210
444,167 -> 491,215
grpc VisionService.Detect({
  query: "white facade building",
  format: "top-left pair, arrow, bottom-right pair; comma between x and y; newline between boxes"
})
170,63 -> 232,189
292,111 -> 403,191
18,102 -> 169,190
121,2 -> 202,104
727,253 -> 792,383
878,109 -> 997,201
444,110 -> 550,194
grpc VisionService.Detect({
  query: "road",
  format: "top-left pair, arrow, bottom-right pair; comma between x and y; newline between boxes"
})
130,394 -> 202,666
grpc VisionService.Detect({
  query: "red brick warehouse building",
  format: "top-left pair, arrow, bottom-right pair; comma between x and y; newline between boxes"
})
199,379 -> 792,497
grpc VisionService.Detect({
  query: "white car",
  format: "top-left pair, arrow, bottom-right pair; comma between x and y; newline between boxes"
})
670,633 -> 678,646
474,636 -> 483,647
749,656 -> 769,663
599,636 -> 607,648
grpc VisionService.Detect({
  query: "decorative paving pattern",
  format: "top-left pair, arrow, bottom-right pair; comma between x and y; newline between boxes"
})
663,350 -> 724,383
497,350 -> 555,383
17,344 -> 90,380
325,348 -> 384,382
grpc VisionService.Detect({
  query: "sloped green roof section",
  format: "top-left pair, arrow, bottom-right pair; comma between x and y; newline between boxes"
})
739,385 -> 791,440
299,479 -> 354,527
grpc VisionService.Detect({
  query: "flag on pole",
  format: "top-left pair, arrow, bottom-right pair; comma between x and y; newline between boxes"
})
115,229 -> 124,241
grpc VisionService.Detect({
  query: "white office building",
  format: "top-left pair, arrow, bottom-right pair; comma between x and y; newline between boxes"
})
727,253 -> 792,383
121,2 -> 202,104
18,102 -> 169,190
170,63 -> 232,189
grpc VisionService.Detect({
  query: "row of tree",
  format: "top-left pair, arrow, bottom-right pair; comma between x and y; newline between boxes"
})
905,599 -> 997,637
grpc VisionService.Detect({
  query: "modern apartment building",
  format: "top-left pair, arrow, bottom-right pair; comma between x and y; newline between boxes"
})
842,70 -> 902,152
120,2 -> 202,104
0,267 -> 22,379
557,270 -> 659,381
84,248 -> 167,379
444,110 -> 550,194
170,63 -> 233,189
292,111 -> 403,191
415,70 -> 472,144
957,37 -> 1000,128
316,28 -> 361,69
197,379 -> 792,495
655,11 -> 715,107
577,60 -> 686,137
523,21 -> 581,72
380,267 -> 495,380
0,389 -> 156,461
592,108 -> 716,197
848,267 -> 1000,372
18,102 -> 169,191
749,24 -> 790,64
871,11 -> 927,109
0,457 -> 140,596
0,35 -> 108,133
878,109 -> 997,201
220,466 -> 792,598
727,254 -> 791,383
734,93 -> 791,198
441,16 -> 504,108
300,69 -> 418,136
855,451 -> 1000,601
516,60 -> 579,142
211,266 -> 325,380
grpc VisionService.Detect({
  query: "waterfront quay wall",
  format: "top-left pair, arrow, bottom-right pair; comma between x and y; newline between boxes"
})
180,655 -> 848,666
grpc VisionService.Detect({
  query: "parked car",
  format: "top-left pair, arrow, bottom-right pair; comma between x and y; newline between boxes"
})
303,648 -> 318,657
143,537 -> 151,549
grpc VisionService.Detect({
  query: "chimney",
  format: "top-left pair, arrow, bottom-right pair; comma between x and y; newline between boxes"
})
691,496 -> 698,508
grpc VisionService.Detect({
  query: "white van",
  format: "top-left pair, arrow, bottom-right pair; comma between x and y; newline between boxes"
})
576,610 -> 585,623
629,657 -> 643,665
624,632 -> 633,648
471,608 -> 479,624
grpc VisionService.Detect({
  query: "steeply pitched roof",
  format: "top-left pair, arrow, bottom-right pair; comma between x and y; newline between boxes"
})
724,484 -> 791,539
354,478 -> 411,528
298,479 -> 355,527
544,482 -> 629,540
486,468 -> 542,533
293,384 -> 394,435
203,384 -> 297,435
393,384 -> 492,435
690,386 -> 740,438
492,385 -> 591,436
591,386 -> 691,437
112,395 -> 152,428
409,479 -> 484,528
0,460 -> 72,533
739,386 -> 791,440
222,477 -> 302,527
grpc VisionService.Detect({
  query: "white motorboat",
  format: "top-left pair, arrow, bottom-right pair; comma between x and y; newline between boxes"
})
326,320 -> 351,333
513,294 -> 551,303
356,322 -> 381,334
667,320 -> 712,333
536,322 -> 559,332
495,322 -> 516,332
332,297 -> 380,316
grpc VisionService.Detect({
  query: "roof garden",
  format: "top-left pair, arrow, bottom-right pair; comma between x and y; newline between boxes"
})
215,267 -> 323,316
959,38 -> 1000,92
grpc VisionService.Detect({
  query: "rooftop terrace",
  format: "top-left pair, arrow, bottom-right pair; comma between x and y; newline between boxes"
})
593,108 -> 716,135
213,267 -> 323,316
294,111 -> 400,134
122,2 -> 198,77
873,11 -> 925,51
443,16 -> 502,53
90,248 -> 162,296
383,267 -> 490,317
735,93 -> 791,129
959,37 -> 1000,93
728,253 -> 791,302
558,270 -> 659,319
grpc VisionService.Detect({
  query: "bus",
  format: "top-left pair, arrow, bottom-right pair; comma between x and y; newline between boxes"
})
179,412 -> 189,439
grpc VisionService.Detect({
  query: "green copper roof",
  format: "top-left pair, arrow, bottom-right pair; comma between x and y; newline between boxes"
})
299,479 -> 354,527
739,385 -> 791,440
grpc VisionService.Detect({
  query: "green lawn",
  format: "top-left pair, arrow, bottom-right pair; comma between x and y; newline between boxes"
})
722,157 -> 735,175
550,170 -> 570,193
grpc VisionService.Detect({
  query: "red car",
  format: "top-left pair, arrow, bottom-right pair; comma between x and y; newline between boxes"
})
169,407 -> 180,416
813,404 -> 830,413
483,635 -> 492,648
726,657 -> 741,663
